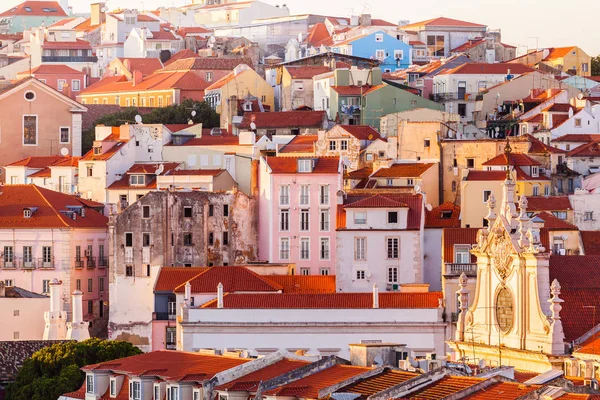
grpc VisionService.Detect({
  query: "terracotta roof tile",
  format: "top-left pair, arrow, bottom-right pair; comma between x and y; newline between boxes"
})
544,46 -> 577,61
526,134 -> 566,154
567,141 -> 600,157
107,163 -> 180,190
443,228 -> 479,263
552,134 -> 600,143
465,170 -> 507,181
338,369 -> 418,398
305,23 -> 331,46
347,167 -> 373,179
581,231 -> 600,256
482,152 -> 541,167
83,350 -> 251,380
174,266 -> 283,293
264,156 -> 340,174
163,49 -> 197,67
118,58 -> 163,76
342,193 -> 423,230
176,27 -> 212,37
344,194 -> 408,208
19,64 -> 83,75
28,167 -> 51,178
239,111 -> 327,129
285,66 -> 331,79
462,381 -> 538,399
0,1 -> 67,17
0,340 -> 64,382
575,334 -> 600,356
338,125 -> 381,141
279,135 -> 318,154
401,17 -> 486,30
512,370 -> 541,383
42,39 -> 92,50
201,292 -> 443,309
216,359 -> 310,392
525,196 -> 572,212
162,57 -> 253,72
263,275 -> 336,293
371,163 -> 434,178
425,202 -> 461,228
549,255 -> 600,341
533,211 -> 578,230
154,267 -> 209,292
0,185 -> 107,229
80,70 -> 208,95
7,156 -> 65,168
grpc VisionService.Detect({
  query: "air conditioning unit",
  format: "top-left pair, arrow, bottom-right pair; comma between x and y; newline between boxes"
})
426,353 -> 437,360
558,249 -> 566,255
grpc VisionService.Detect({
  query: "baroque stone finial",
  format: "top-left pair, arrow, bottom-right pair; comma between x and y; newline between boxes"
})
458,272 -> 468,288
551,279 -> 561,296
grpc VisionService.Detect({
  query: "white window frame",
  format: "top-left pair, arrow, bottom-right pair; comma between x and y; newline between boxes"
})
329,140 -> 337,151
280,237 -> 290,260
375,33 -> 384,42
299,184 -> 310,205
356,270 -> 366,280
279,185 -> 289,205
57,79 -> 66,92
59,126 -> 70,144
340,140 -> 348,150
300,209 -> 310,231
544,185 -> 550,196
86,375 -> 94,393
387,267 -> 398,283
110,378 -> 117,397
531,166 -> 539,177
533,185 -> 539,196
394,50 -> 404,60
387,237 -> 399,259
375,49 -> 385,61
300,267 -> 310,275
72,79 -> 81,91
280,209 -> 290,231
483,190 -> 492,203
319,185 -> 329,205
319,208 -> 330,231
299,237 -> 310,260
320,237 -> 330,260
354,211 -> 367,225
355,237 -> 366,260
23,114 -> 38,146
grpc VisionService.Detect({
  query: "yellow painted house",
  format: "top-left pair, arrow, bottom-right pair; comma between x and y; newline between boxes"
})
460,151 -> 551,228
543,46 -> 591,77
203,64 -> 274,130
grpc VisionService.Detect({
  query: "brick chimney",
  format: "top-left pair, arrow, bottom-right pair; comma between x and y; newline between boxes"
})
133,70 -> 142,86
63,83 -> 72,99
90,3 -> 106,27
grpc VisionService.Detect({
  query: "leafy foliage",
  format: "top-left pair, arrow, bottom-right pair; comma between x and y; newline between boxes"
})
5,338 -> 142,400
592,55 -> 600,76
82,99 -> 220,154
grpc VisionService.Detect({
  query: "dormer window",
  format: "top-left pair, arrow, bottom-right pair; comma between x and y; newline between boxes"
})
94,146 -> 102,155
86,375 -> 94,393
298,159 -> 313,173
243,102 -> 252,111
441,210 -> 453,219
130,175 -> 146,186
531,166 -> 539,177
110,378 -> 117,397
23,209 -> 32,218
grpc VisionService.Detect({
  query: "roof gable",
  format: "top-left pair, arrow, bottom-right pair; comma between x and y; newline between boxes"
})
0,77 -> 87,112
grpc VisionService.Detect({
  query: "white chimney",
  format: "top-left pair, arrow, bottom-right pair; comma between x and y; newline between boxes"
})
217,282 -> 224,309
43,279 -> 68,340
66,290 -> 90,341
185,281 -> 191,301
372,283 -> 379,309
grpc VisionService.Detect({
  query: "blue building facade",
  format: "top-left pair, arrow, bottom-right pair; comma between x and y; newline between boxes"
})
333,30 -> 413,71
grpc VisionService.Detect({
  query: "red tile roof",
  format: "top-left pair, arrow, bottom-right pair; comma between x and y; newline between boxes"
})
201,291 -> 443,309
118,58 -> 163,76
425,202 -> 461,228
162,57 -> 253,72
154,267 -> 209,292
163,49 -> 197,66
549,255 -> 600,341
305,23 -> 331,46
28,167 -> 51,178
337,125 -> 382,141
482,152 -> 541,166
552,134 -> 600,143
526,134 -> 565,154
347,167 -> 373,179
42,39 -> 92,50
439,63 -> 535,76
533,211 -> 578,230
0,185 -> 107,229
107,163 -> 180,190
462,381 -> 538,399
7,156 -> 65,168
239,111 -> 327,129
82,350 -> 250,379
177,27 -> 212,37
174,266 -> 283,293
551,114 -> 570,129
465,170 -> 508,181
264,364 -> 371,399
342,193 -> 423,230
525,196 -> 572,212
338,369 -> 418,398
19,64 -> 83,76
264,156 -> 340,174
581,231 -> 600,256
544,46 -> 577,61
567,141 -> 600,157
80,70 -> 208,95
545,103 -> 576,113
278,135 -> 317,154
443,228 -> 478,263
575,335 -> 600,356
330,84 -> 384,96
401,17 -> 486,29
371,162 -> 434,178
344,194 -> 408,208
512,370 -> 541,383
0,1 -> 67,17
285,66 -> 331,79
216,358 -> 311,392
148,25 -> 179,40
403,375 -> 484,399
262,275 -> 337,294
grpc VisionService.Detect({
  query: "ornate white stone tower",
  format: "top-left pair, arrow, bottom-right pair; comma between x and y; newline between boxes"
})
43,279 -> 68,340
66,290 -> 90,341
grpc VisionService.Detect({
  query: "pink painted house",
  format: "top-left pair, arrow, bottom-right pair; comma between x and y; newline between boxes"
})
16,65 -> 87,99
259,156 -> 342,275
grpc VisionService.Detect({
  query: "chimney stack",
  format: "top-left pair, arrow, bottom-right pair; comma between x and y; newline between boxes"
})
66,290 -> 90,341
133,70 -> 142,86
43,279 -> 68,340
217,282 -> 224,308
185,281 -> 191,301
372,283 -> 379,309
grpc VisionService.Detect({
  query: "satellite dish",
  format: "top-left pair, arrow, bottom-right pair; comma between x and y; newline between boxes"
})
414,184 -> 421,193
577,93 -> 584,100
561,235 -> 568,241
191,110 -> 197,117
426,204 -> 433,211
479,359 -> 487,369
60,147 -> 69,156
250,122 -> 257,131
134,115 -> 143,124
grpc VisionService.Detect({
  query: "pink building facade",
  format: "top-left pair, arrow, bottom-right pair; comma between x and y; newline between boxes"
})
258,156 -> 342,275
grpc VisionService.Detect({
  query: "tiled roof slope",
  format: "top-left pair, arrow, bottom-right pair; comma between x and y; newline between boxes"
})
342,193 -> 423,230
278,135 -> 318,154
239,111 -> 326,129
337,125 -> 382,140
533,211 -> 578,230
371,163 -> 435,178
0,1 -> 67,17
525,196 -> 572,212
442,228 -> 479,263
337,368 -> 418,399
215,358 -> 311,391
200,292 -> 443,309
482,152 -> 541,166
0,185 -> 108,229
344,194 -> 408,208
0,340 -> 66,382
549,255 -> 600,341
262,275 -> 336,293
581,231 -> 600,256
174,266 -> 283,293
264,156 -> 340,174
425,202 -> 461,228
154,267 -> 209,292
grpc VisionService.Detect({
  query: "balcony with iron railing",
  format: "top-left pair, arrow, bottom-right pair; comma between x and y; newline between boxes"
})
86,256 -> 96,268
430,92 -> 484,102
444,263 -> 477,276
41,55 -> 98,63
74,257 -> 84,268
98,257 -> 108,268
1,257 -> 54,269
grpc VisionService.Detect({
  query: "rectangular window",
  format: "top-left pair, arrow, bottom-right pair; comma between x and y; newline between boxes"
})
299,185 -> 310,205
375,49 -> 385,60
42,246 -> 52,265
223,204 -> 229,217
387,178 -> 393,186
298,159 -> 312,172
320,209 -> 330,231
57,79 -> 66,91
206,72 -> 213,82
23,115 -> 37,145
356,270 -> 366,280
208,232 -> 214,245
300,209 -> 310,231
87,300 -> 93,315
280,238 -> 290,260
293,80 -> 304,91
142,233 -> 150,247
72,79 -> 81,91
184,206 -> 192,218
125,233 -> 133,247
424,138 -> 431,148
320,267 -> 330,275
42,279 -> 50,293
394,50 -> 403,60
585,211 -> 594,221
300,238 -> 310,260
279,185 -> 290,205
319,185 -> 329,205
183,233 -> 192,246
375,33 -> 383,42
407,178 -> 414,186
300,268 -> 310,275
458,103 -> 467,117
355,237 -> 366,260
99,277 -> 105,292
87,375 -> 94,393
387,237 -> 399,259
388,267 -> 398,283
466,158 -> 475,168
110,380 -> 116,397
222,232 -> 229,245
354,211 -> 366,225
340,140 -> 348,150
208,204 -> 214,216
142,205 -> 150,219
320,238 -> 330,260
60,127 -> 70,143
388,211 -> 398,224
329,140 -> 337,151
531,166 -> 539,177
132,381 -> 141,400
88,278 -> 93,292
533,185 -> 539,196
3,246 -> 13,263
483,190 -> 492,203
154,385 -> 159,400
23,246 -> 32,263
552,211 -> 567,220
280,209 -> 289,231
575,118 -> 582,127
454,245 -> 471,264
76,279 -> 81,291
426,34 -> 445,57
544,185 -> 551,196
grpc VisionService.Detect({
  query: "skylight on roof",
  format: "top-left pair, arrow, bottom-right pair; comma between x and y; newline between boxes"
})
24,6 -> 32,12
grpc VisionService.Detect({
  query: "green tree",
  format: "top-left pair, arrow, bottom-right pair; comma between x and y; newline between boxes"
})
5,338 -> 142,400
82,99 -> 220,154
592,55 -> 600,76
